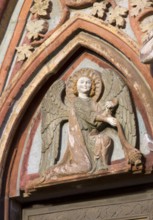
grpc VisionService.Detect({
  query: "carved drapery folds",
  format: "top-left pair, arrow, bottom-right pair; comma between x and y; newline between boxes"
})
41,68 -> 140,175
0,0 -> 153,199
24,68 -> 143,194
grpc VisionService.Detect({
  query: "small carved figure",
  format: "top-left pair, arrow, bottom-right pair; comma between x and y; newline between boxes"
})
39,68 -> 142,181
140,30 -> 153,64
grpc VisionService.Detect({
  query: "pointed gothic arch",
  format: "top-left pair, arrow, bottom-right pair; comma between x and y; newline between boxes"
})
0,13 -> 153,219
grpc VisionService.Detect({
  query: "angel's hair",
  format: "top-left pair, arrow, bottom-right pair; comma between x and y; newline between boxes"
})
66,68 -> 102,101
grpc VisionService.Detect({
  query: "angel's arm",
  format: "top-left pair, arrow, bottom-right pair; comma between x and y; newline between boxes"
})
95,105 -> 117,126
94,98 -> 118,126
98,69 -> 137,147
105,98 -> 118,110
96,114 -> 117,127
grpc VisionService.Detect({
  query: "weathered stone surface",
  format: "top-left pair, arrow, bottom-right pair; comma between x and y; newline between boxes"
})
23,190 -> 153,219
0,1 -> 153,218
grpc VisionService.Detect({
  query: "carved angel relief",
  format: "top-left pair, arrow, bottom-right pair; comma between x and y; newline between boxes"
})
26,68 -> 143,191
140,30 -> 153,63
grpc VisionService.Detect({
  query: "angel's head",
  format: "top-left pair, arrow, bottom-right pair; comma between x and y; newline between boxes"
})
66,68 -> 102,101
74,76 -> 95,97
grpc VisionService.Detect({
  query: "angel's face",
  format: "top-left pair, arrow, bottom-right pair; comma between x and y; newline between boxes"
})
77,77 -> 91,95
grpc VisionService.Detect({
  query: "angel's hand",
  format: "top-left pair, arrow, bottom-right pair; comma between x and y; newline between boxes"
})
106,116 -> 117,127
105,99 -> 118,109
105,101 -> 115,109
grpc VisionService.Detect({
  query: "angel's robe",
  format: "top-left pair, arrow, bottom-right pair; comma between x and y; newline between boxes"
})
52,97 -> 110,175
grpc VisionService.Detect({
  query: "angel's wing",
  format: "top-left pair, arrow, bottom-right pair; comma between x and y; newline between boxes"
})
99,69 -> 136,147
40,79 -> 68,173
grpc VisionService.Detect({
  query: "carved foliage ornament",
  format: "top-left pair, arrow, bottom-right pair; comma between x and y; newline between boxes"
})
16,0 -> 130,63
108,6 -> 128,28
16,44 -> 34,62
92,1 -> 110,19
16,0 -> 52,62
25,68 -> 143,192
30,0 -> 52,17
13,0 -> 153,66
130,0 -> 153,17
26,19 -> 49,40
16,0 -> 147,64
91,1 -> 128,29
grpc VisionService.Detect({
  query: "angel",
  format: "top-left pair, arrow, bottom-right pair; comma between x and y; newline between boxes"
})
140,30 -> 153,64
40,68 -> 142,180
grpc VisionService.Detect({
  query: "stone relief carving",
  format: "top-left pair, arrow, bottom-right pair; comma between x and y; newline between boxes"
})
30,0 -> 52,18
23,196 -> 152,220
140,30 -> 153,63
65,0 -> 96,8
91,2 -> 128,29
15,0 -> 129,63
92,1 -> 110,19
16,0 -> 52,62
16,44 -> 34,62
14,0 -> 153,64
130,0 -> 153,17
25,68 -> 143,191
129,0 -> 153,45
107,5 -> 128,28
26,19 -> 49,40
140,24 -> 153,44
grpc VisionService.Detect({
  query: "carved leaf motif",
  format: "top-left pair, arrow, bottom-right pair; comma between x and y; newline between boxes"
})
92,1 -> 109,19
16,44 -> 34,61
130,0 -> 153,17
108,6 -> 128,28
30,0 -> 51,17
26,19 -> 49,40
